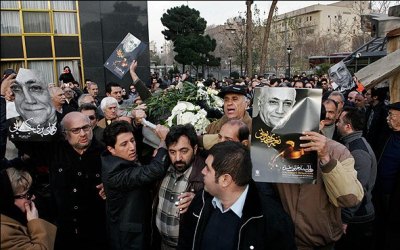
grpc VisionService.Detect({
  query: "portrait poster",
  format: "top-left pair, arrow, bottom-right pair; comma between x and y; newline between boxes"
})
8,68 -> 58,141
104,33 -> 147,79
251,87 -> 322,184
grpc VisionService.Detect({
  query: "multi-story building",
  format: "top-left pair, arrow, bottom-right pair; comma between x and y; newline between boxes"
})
272,1 -> 371,53
1,1 -> 150,94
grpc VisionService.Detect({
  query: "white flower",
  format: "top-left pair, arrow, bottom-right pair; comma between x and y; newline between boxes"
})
166,101 -> 211,135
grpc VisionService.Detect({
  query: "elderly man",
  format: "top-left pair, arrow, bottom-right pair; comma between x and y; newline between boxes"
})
87,81 -> 100,106
101,121 -> 169,250
205,85 -> 251,134
372,102 -> 400,250
335,107 -> 377,250
78,93 -> 97,107
14,112 -> 107,250
49,86 -> 73,122
256,87 -> 296,130
178,141 -> 296,250
98,97 -> 119,128
9,68 -> 57,139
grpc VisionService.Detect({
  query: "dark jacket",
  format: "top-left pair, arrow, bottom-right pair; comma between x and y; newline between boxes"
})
101,147 -> 168,250
178,180 -> 296,250
364,101 -> 388,154
15,138 -> 107,250
340,131 -> 377,223
151,154 -> 205,248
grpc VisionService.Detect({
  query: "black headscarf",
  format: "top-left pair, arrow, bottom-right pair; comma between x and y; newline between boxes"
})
0,169 -> 27,225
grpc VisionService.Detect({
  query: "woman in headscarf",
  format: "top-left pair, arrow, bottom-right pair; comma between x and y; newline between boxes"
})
59,66 -> 75,84
1,167 -> 56,249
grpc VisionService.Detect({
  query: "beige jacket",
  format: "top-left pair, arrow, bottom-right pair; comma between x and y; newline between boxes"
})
276,139 -> 364,249
1,214 -> 57,250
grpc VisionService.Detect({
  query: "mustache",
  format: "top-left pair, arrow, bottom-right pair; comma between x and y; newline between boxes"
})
174,161 -> 185,165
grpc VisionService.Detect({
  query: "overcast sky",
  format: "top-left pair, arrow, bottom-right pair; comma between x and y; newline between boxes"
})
148,1 -> 338,50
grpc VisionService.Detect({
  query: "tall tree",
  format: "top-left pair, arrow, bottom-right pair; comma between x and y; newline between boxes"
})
246,1 -> 253,76
161,5 -> 219,73
259,0 -> 278,75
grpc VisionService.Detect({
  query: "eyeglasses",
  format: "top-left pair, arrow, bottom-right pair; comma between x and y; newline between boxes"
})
66,124 -> 91,134
88,115 -> 96,120
14,190 -> 33,200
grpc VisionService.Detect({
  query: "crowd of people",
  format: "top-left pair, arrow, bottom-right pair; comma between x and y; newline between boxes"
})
0,59 -> 399,250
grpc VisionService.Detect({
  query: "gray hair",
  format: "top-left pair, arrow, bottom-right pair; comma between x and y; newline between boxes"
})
78,94 -> 94,107
100,97 -> 119,112
329,91 -> 345,102
6,167 -> 32,195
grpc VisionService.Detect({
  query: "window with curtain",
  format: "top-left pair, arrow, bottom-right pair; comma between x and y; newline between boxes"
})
57,60 -> 81,84
51,1 -> 75,11
27,61 -> 54,84
54,12 -> 77,34
23,12 -> 50,33
1,1 -> 18,9
21,1 -> 48,10
1,11 -> 21,33
0,61 -> 23,76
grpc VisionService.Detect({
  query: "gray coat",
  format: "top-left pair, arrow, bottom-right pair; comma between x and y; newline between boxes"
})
340,131 -> 377,223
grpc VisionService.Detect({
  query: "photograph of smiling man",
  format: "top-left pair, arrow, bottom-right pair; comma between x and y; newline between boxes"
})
251,87 -> 322,184
8,68 -> 57,141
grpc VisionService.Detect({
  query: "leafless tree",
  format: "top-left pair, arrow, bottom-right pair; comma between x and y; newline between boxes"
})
246,0 -> 253,76
259,0 -> 278,75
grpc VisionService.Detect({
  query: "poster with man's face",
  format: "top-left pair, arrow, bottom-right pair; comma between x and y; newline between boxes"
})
8,68 -> 57,141
328,61 -> 355,93
104,33 -> 148,79
251,87 -> 322,184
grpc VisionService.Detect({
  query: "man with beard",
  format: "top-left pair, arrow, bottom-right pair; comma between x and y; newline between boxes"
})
153,124 -> 205,249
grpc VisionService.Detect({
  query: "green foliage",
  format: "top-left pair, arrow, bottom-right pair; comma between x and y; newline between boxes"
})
315,63 -> 331,76
144,82 -> 199,124
161,5 -> 207,41
230,71 -> 240,79
161,5 -> 220,69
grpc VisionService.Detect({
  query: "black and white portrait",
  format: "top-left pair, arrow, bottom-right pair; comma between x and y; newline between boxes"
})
328,61 -> 355,93
9,68 -> 57,140
104,33 -> 147,79
251,87 -> 322,184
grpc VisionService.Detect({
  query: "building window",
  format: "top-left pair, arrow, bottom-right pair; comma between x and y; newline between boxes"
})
27,60 -> 54,84
1,11 -> 21,33
23,12 -> 51,33
310,16 -> 312,21
1,1 -> 18,8
51,1 -> 76,10
54,12 -> 77,34
21,1 -> 48,10
1,0 -> 81,83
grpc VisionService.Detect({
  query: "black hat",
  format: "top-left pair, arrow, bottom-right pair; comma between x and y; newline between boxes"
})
387,102 -> 400,111
3,68 -> 16,76
218,85 -> 247,98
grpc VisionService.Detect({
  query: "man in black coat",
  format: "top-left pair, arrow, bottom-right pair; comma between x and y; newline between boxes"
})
14,111 -> 107,250
178,141 -> 296,250
101,121 -> 169,250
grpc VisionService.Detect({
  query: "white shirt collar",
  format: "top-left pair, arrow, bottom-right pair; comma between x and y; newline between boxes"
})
211,184 -> 249,218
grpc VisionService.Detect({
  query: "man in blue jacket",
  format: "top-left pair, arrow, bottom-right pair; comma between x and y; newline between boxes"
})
178,141 -> 296,250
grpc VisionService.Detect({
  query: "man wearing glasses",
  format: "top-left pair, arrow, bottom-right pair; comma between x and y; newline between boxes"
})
15,111 -> 107,250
